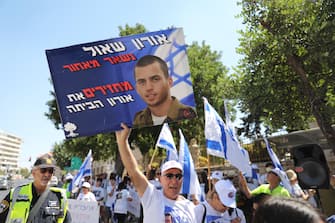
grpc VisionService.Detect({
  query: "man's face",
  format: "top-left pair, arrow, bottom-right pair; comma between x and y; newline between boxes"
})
160,168 -> 183,200
212,192 -> 229,212
32,167 -> 54,188
135,61 -> 172,108
266,171 -> 280,185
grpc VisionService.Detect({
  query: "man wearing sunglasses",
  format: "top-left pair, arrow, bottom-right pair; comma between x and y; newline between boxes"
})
239,168 -> 290,198
0,156 -> 71,223
116,123 -> 199,223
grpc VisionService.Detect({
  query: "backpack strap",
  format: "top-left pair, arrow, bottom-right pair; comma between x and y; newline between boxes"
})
26,187 -> 50,223
201,203 -> 207,223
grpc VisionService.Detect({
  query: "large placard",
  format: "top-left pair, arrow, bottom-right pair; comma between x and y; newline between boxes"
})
46,28 -> 196,138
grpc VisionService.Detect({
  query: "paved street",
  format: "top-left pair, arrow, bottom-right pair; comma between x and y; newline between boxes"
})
0,179 -> 31,200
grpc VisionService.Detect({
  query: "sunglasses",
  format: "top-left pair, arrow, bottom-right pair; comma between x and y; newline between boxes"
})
40,168 -> 54,174
164,173 -> 183,180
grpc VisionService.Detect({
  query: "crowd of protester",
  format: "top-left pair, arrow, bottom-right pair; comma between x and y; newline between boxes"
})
51,161 -> 334,223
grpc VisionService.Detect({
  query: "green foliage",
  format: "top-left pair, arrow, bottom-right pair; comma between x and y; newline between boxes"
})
20,168 -> 30,178
236,0 -> 335,141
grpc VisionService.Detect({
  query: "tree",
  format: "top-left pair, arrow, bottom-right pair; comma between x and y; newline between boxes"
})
46,24 -> 234,172
236,0 -> 335,152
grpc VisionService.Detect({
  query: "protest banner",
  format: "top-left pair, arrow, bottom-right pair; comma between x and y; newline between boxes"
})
67,199 -> 99,223
46,28 -> 196,138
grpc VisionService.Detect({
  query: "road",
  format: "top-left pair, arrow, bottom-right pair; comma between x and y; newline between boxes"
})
0,179 -> 31,200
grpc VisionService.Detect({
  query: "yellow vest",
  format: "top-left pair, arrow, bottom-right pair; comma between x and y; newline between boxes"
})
8,183 -> 68,223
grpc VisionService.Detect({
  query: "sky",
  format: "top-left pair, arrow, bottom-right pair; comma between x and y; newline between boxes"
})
0,0 -> 245,169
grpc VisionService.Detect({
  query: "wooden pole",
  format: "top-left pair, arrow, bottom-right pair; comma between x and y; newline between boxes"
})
149,146 -> 158,167
207,153 -> 211,192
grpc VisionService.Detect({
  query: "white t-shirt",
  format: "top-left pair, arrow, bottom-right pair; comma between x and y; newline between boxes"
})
114,189 -> 131,214
141,183 -> 198,223
196,201 -> 246,223
77,191 -> 97,202
152,114 -> 167,125
92,186 -> 106,205
105,184 -> 117,207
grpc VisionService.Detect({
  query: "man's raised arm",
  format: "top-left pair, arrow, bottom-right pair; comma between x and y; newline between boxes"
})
115,123 -> 149,196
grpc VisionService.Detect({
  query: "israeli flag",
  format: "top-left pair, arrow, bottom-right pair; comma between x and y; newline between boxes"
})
204,97 -> 252,176
70,149 -> 93,191
156,123 -> 178,161
264,138 -> 291,192
224,101 -> 252,177
178,129 -> 202,200
204,97 -> 227,158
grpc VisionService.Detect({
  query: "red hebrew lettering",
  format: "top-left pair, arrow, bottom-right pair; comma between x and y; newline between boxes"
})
82,88 -> 95,98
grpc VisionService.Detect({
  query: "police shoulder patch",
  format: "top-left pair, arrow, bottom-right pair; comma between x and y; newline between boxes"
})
0,200 -> 9,214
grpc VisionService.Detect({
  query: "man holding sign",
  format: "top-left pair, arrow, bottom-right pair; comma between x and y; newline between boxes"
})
133,55 -> 196,127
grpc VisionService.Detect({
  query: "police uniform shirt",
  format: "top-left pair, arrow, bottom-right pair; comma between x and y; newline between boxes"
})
0,183 -> 71,223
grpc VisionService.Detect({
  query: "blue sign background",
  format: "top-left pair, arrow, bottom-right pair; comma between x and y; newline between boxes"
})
46,28 -> 196,138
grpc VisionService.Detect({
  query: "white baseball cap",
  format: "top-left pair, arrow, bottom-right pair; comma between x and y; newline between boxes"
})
161,160 -> 183,173
65,173 -> 73,180
210,171 -> 223,180
214,179 -> 237,208
82,181 -> 91,189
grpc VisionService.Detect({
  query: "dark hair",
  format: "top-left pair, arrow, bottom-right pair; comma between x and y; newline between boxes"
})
134,55 -> 169,78
109,172 -> 116,179
252,197 -> 325,223
251,193 -> 271,205
117,182 -> 127,191
265,162 -> 274,168
148,168 -> 156,180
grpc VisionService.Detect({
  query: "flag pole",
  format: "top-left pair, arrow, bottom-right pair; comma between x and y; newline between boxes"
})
207,153 -> 211,192
149,146 -> 158,167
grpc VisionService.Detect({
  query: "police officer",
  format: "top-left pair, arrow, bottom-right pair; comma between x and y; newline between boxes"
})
0,155 -> 71,223
133,55 -> 196,127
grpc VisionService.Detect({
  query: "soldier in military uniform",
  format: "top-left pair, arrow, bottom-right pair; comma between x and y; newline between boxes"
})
133,55 -> 196,127
0,155 -> 71,223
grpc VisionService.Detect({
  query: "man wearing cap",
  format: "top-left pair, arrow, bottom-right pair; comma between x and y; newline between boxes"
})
286,169 -> 309,200
0,156 -> 71,223
115,123 -> 198,223
76,182 -> 96,202
258,162 -> 274,184
62,173 -> 73,198
239,168 -> 290,199
197,179 -> 246,223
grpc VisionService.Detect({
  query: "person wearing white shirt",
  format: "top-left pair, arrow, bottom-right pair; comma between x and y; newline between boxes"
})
106,176 -> 118,223
77,182 -> 97,202
92,178 -> 106,222
113,182 -> 133,222
115,123 -> 199,223
196,179 -> 246,223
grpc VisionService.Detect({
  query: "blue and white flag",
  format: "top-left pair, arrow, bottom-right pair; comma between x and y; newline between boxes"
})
178,129 -> 202,201
224,101 -> 252,177
156,123 -> 178,161
264,138 -> 291,192
204,97 -> 227,158
70,149 -> 93,191
204,97 -> 252,176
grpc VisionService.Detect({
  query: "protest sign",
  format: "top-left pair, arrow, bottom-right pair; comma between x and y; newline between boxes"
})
67,199 -> 99,223
46,28 -> 196,138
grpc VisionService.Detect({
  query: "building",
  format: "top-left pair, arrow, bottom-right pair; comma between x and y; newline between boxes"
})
0,130 -> 23,174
